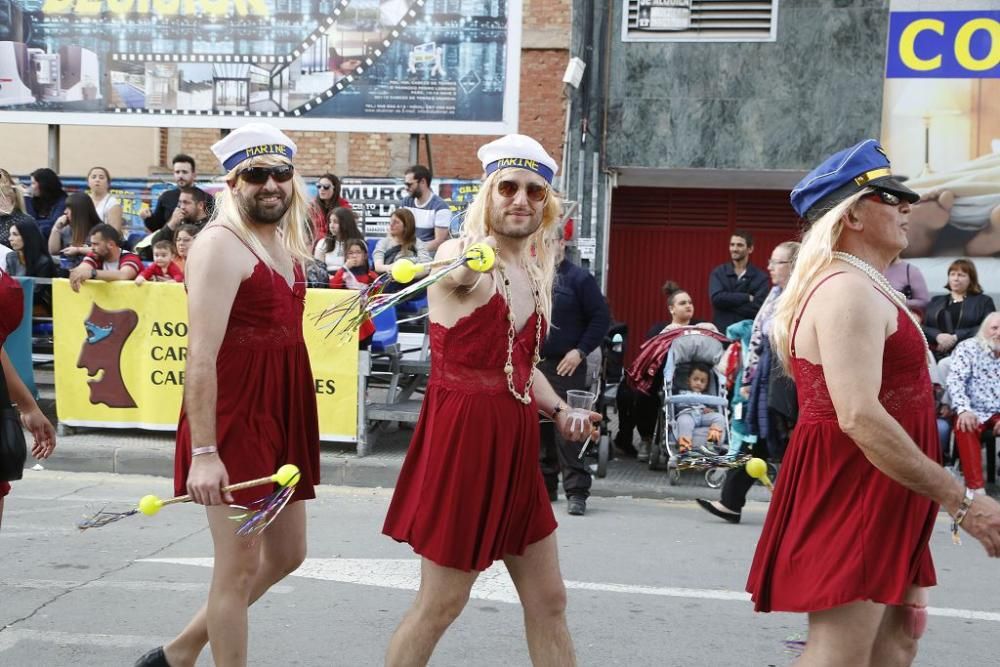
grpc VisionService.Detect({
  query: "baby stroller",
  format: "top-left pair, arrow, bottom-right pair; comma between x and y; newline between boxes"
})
646,328 -> 748,487
582,323 -> 627,478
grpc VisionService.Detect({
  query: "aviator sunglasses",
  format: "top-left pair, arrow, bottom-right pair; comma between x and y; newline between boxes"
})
238,164 -> 295,185
863,189 -> 902,206
496,179 -> 549,203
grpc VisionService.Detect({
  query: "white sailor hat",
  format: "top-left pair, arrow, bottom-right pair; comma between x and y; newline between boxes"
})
211,123 -> 297,172
478,134 -> 558,184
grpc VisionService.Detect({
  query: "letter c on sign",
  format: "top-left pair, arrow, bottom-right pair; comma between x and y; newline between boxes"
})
954,18 -> 1000,72
899,18 -> 945,71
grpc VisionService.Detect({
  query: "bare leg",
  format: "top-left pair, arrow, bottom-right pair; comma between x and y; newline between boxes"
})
796,599 -> 883,666
869,586 -> 926,667
504,533 -> 575,667
385,558 -> 479,667
162,501 -> 307,667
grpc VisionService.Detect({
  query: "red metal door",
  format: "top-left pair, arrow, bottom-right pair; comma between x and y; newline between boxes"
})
607,186 -> 801,361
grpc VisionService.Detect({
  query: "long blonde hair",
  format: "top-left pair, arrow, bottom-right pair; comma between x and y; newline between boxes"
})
459,169 -> 562,323
771,190 -> 868,372
209,154 -> 313,269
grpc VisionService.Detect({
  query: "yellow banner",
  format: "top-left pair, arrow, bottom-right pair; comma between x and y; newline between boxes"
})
53,280 -> 359,441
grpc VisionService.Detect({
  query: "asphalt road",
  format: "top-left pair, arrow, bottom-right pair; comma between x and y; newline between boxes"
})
2,471 -> 998,666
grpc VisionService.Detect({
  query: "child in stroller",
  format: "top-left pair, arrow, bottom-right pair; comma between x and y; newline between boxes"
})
674,363 -> 727,456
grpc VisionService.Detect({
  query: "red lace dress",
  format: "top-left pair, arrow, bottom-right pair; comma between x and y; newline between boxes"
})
383,291 -> 557,572
747,278 -> 940,612
0,270 -> 23,499
174,252 -> 320,507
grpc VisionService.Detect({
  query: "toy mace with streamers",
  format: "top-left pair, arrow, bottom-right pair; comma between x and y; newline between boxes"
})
745,457 -> 773,490
674,452 -> 750,472
77,464 -> 301,533
314,242 -> 496,340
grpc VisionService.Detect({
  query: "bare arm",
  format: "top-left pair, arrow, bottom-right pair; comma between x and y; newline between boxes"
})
48,218 -> 66,255
426,226 -> 450,253
532,368 -> 599,443
105,202 -> 124,233
1,349 -> 55,459
183,228 -> 249,504
433,237 -> 496,291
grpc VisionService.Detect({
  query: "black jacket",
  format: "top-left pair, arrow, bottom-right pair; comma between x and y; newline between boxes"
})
146,186 -> 213,232
708,262 -> 770,333
922,293 -> 996,350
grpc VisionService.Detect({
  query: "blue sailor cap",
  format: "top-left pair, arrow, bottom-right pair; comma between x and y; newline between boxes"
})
211,122 -> 297,173
790,139 -> 919,220
478,134 -> 558,184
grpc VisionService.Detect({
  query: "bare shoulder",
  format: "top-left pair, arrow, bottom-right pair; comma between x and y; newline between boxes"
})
807,268 -> 896,330
434,238 -> 463,262
187,225 -> 255,285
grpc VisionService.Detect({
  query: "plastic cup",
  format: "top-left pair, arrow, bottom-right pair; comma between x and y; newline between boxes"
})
565,390 -> 596,435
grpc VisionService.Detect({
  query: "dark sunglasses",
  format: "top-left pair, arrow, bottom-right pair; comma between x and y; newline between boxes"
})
864,189 -> 902,206
316,182 -> 332,190
238,164 -> 295,185
496,179 -> 549,203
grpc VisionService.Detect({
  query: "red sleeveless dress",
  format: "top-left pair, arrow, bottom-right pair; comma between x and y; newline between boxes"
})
747,276 -> 939,612
0,270 -> 24,499
174,237 -> 320,507
383,291 -> 558,572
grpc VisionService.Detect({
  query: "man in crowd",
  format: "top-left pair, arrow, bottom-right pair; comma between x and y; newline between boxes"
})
149,186 -> 212,249
401,164 -> 451,253
538,223 -> 610,516
69,224 -> 142,291
946,311 -> 1000,494
141,154 -> 213,232
708,230 -> 769,332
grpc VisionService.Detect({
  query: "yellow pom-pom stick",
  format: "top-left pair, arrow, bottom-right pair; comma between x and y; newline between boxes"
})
78,465 -> 301,528
745,457 -> 773,491
389,243 -> 495,285
464,242 -> 495,272
391,259 -> 420,284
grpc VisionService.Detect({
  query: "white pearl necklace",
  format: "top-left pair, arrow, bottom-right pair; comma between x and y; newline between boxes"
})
831,252 -> 931,361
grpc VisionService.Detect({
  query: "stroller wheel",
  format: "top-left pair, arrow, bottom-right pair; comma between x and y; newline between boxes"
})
596,434 -> 609,478
668,468 -> 681,485
705,467 -> 726,489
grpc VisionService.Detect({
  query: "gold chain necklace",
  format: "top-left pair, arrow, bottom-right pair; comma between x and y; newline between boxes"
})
496,260 -> 543,404
831,251 -> 931,360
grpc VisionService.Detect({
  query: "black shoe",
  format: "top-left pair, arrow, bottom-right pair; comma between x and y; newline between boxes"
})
696,498 -> 740,524
567,497 -> 586,516
548,488 -> 558,502
135,647 -> 170,667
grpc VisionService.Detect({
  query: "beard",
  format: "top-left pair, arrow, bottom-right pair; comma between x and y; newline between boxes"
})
236,189 -> 289,225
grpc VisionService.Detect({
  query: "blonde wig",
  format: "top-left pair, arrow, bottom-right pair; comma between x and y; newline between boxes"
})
209,154 -> 313,269
771,190 -> 868,372
458,169 -> 562,323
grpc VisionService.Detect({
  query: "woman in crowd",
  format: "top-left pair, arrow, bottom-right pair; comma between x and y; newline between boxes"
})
47,192 -> 102,271
172,224 -> 198,275
330,239 -> 379,349
885,254 -> 930,319
4,219 -> 55,279
24,168 -> 67,237
86,166 -> 124,232
314,206 -> 363,275
0,265 -> 56,532
308,173 -> 350,242
0,168 -> 34,248
921,258 -> 996,359
697,241 -> 800,524
372,208 -> 431,275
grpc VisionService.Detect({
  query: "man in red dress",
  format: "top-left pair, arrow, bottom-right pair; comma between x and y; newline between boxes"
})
383,135 -> 599,666
748,139 -> 1000,666
136,123 -> 320,667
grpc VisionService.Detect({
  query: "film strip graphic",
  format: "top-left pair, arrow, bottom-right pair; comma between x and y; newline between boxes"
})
110,0 -> 426,118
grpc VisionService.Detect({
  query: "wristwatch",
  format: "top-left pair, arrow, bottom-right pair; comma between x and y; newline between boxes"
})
90,268 -> 97,279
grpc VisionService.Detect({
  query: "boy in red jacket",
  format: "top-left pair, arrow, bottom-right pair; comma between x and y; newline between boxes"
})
135,240 -> 184,284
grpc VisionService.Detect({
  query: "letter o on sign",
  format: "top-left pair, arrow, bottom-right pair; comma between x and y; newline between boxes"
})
954,18 -> 1000,72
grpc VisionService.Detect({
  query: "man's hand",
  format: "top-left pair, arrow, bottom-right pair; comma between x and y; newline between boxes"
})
186,454 -> 233,505
167,207 -> 184,230
21,408 -> 55,460
68,263 -> 92,292
139,205 -> 151,220
961,495 -> 1000,558
556,349 -> 584,377
956,411 -> 979,433
555,408 -> 601,443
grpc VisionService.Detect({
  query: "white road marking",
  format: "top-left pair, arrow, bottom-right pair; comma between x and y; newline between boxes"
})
1,579 -> 292,594
140,557 -> 1000,623
0,628 -> 166,653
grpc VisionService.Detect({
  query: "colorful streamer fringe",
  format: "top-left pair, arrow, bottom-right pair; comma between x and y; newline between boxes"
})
77,506 -> 139,530
674,453 -> 752,472
313,254 -> 472,341
229,471 -> 301,537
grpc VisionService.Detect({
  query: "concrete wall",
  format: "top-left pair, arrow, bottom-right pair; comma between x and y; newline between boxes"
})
0,125 -> 161,177
605,0 -> 892,171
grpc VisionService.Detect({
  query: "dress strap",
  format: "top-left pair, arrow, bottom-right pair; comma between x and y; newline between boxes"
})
790,271 -> 847,357
218,225 -> 263,262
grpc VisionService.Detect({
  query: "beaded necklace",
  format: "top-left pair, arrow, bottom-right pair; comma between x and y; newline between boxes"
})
831,251 -> 931,360
496,259 -> 544,404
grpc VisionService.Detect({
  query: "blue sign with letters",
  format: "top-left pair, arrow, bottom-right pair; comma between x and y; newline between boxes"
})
886,11 -> 1000,78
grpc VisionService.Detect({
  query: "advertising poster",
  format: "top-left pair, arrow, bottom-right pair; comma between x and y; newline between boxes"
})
0,0 -> 520,133
53,280 -> 361,441
881,3 -> 1000,280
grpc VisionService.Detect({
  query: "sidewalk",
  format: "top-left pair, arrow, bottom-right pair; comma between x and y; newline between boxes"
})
36,424 -> 774,503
